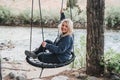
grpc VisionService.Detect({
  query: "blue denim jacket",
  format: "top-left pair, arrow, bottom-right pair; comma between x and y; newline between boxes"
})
46,35 -> 73,63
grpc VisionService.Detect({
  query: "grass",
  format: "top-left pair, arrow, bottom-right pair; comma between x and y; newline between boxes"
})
70,36 -> 120,75
70,35 -> 86,69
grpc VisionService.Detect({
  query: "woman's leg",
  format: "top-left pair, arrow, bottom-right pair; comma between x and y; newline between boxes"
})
25,40 -> 54,58
38,53 -> 60,63
34,40 -> 54,54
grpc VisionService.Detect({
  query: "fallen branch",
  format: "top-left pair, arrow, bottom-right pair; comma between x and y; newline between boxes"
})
2,67 -> 30,71
2,61 -> 22,64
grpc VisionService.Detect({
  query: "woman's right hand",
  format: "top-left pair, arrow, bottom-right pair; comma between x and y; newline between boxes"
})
60,9 -> 63,13
42,41 -> 46,47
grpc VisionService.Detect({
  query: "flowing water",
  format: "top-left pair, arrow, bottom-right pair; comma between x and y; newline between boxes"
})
0,26 -> 120,61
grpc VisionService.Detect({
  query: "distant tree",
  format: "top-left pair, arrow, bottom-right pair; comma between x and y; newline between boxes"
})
66,0 -> 81,14
86,0 -> 105,77
107,17 -> 112,28
67,0 -> 78,8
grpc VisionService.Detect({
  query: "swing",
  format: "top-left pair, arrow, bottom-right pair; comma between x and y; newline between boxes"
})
25,0 -> 75,78
26,52 -> 75,68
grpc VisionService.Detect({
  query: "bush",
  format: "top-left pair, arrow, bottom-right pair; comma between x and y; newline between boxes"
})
105,6 -> 120,29
0,6 -> 13,25
103,48 -> 120,74
18,9 -> 31,25
0,6 -> 86,27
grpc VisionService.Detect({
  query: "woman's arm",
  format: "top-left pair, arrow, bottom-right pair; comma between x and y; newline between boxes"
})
60,10 -> 65,21
45,36 -> 73,54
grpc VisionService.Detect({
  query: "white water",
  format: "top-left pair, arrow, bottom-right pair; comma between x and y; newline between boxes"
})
0,26 -> 120,61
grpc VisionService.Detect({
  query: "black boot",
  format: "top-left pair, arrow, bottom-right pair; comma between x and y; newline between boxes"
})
25,50 -> 37,59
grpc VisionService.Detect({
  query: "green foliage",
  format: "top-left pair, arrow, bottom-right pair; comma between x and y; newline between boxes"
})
0,7 -> 60,26
106,16 -> 112,28
71,36 -> 120,74
32,9 -> 60,26
0,6 -> 14,25
18,9 -> 31,24
64,7 -> 86,22
103,48 -> 120,74
105,6 -> 120,29
0,5 -> 86,26
66,0 -> 78,8
41,9 -> 60,22
65,0 -> 85,23
70,35 -> 86,69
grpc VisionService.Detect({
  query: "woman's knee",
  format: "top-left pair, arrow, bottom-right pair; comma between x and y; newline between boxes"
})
38,54 -> 43,61
45,40 -> 53,44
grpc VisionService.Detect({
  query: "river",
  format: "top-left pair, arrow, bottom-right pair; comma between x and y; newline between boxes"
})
0,26 -> 120,61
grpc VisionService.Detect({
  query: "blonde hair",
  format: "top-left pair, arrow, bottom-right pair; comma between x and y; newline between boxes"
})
58,18 -> 73,37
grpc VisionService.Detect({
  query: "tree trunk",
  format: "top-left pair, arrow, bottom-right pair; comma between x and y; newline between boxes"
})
86,0 -> 105,77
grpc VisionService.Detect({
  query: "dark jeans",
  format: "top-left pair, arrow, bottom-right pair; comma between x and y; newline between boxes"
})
34,40 -> 60,63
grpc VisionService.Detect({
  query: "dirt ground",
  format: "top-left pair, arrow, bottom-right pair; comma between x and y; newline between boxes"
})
2,60 -> 69,80
2,61 -> 112,80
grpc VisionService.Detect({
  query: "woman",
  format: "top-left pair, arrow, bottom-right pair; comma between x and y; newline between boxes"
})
25,11 -> 74,63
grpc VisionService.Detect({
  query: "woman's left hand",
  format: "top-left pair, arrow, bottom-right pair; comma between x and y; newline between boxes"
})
42,41 -> 46,47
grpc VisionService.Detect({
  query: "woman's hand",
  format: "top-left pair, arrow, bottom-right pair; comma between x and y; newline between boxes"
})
60,9 -> 63,13
60,9 -> 64,13
42,41 -> 46,47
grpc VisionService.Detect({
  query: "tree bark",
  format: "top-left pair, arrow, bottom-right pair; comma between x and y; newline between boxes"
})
86,0 -> 105,76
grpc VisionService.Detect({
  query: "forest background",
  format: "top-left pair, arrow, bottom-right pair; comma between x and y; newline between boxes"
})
0,0 -> 120,29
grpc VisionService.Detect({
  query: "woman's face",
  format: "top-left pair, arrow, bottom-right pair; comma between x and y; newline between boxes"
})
61,22 -> 69,34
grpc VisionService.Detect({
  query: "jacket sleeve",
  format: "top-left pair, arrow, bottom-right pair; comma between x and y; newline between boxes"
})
60,12 -> 65,21
46,36 -> 72,54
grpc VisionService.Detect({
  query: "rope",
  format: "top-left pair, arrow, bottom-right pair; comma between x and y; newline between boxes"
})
61,0 -> 64,12
38,0 -> 44,41
57,0 -> 64,37
69,0 -> 73,20
68,0 -> 75,69
30,0 -> 34,51
38,0 -> 45,69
